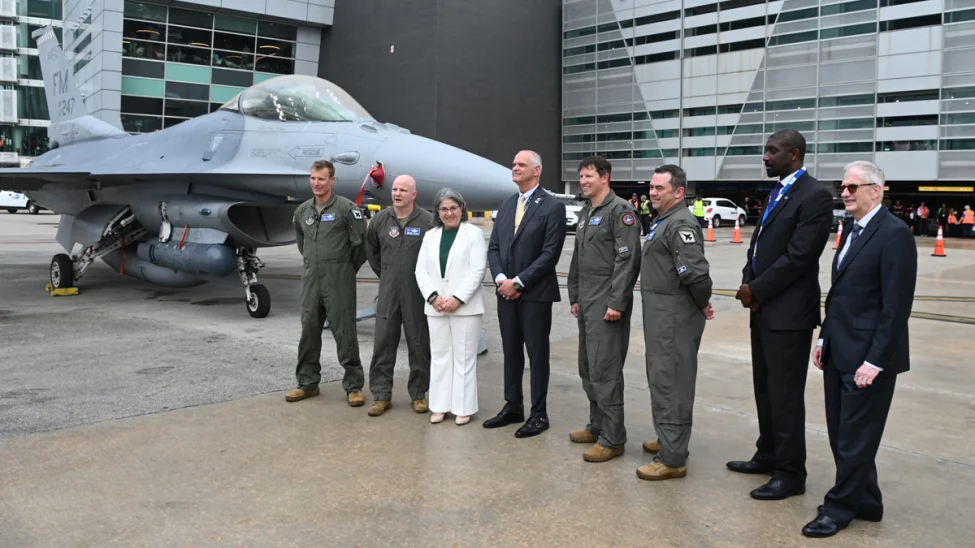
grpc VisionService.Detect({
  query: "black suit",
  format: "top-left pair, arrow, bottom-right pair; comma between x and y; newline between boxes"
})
488,188 -> 567,418
818,206 -> 916,524
742,171 -> 833,485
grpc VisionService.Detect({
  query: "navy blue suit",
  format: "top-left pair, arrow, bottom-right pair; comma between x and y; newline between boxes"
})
818,206 -> 916,524
488,188 -> 567,417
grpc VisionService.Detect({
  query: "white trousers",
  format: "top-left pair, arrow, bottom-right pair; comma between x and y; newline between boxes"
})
427,314 -> 480,416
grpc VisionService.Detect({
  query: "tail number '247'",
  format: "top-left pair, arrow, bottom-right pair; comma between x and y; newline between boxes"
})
58,98 -> 75,117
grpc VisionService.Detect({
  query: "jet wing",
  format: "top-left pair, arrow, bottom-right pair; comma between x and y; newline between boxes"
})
0,166 -> 309,192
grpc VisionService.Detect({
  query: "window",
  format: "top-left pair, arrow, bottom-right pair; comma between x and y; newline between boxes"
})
817,142 -> 874,153
603,151 -> 632,159
597,113 -> 632,123
122,58 -> 165,79
720,38 -> 767,53
597,58 -> 631,70
876,140 -> 937,151
564,116 -> 596,126
688,45 -> 718,57
21,0 -> 63,19
944,9 -> 975,24
651,110 -> 679,119
819,94 -> 875,107
878,90 -> 939,103
717,199 -> 736,208
121,114 -> 163,133
766,98 -> 816,111
720,0 -> 766,11
633,112 -> 649,121
726,146 -> 764,155
17,86 -> 49,119
256,37 -> 295,59
564,45 -> 595,57
17,55 -> 43,80
258,21 -> 298,41
124,1 -> 166,22
123,39 -> 165,61
943,86 -> 975,100
563,134 -> 595,143
822,0 -> 878,16
685,4 -> 717,17
18,24 -> 63,49
634,51 -> 679,64
880,14 -> 941,31
768,31 -> 818,47
635,10 -> 681,26
685,127 -> 716,136
169,7 -> 214,30
216,14 -> 257,35
941,139 -> 975,150
167,25 -> 213,48
596,132 -> 631,142
821,23 -> 877,40
165,99 -> 209,118
596,40 -> 626,52
563,27 -> 596,39
635,149 -> 664,158
563,63 -> 595,75
167,45 -> 211,66
683,147 -> 716,156
687,106 -> 716,117
165,81 -> 209,101
766,121 -> 815,132
121,95 -> 163,115
778,7 -> 819,23
719,16 -> 767,32
735,124 -> 764,134
717,105 -> 743,115
686,24 -> 717,37
878,115 -> 939,127
215,32 -> 257,54
818,118 -> 875,130
656,129 -> 678,138
879,0 -> 926,5
943,113 -> 975,125
628,31 -> 680,46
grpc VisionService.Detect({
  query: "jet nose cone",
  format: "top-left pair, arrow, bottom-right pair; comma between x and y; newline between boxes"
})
376,134 -> 516,212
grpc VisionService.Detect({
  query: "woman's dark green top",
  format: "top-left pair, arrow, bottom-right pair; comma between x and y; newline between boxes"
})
439,227 -> 458,277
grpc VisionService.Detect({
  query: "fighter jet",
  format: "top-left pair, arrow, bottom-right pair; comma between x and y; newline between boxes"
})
0,26 -> 517,318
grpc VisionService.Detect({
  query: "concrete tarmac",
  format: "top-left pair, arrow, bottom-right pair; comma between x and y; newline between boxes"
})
1,212 -> 974,547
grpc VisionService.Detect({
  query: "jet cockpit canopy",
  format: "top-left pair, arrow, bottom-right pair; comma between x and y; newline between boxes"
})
222,75 -> 373,122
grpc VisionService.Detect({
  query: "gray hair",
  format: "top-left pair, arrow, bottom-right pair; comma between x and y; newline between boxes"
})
432,187 -> 469,227
844,160 -> 885,196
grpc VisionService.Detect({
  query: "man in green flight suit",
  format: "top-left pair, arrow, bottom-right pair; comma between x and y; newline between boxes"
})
286,159 -> 369,407
567,155 -> 642,463
637,164 -> 714,481
364,175 -> 435,417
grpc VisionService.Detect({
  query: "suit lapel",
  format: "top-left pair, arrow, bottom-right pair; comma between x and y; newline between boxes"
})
835,208 -> 888,280
832,221 -> 852,280
444,223 -> 464,275
513,190 -> 544,242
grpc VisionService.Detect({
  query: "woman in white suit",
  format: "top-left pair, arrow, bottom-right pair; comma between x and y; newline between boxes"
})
414,188 -> 487,425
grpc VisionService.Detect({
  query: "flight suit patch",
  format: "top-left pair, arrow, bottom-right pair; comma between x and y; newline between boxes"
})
646,232 -> 655,241
589,216 -> 602,226
678,231 -> 696,243
322,213 -> 336,222
305,215 -> 315,225
405,227 -> 421,236
622,213 -> 635,226
678,265 -> 687,274
389,226 -> 400,238
352,209 -> 363,220
618,246 -> 629,254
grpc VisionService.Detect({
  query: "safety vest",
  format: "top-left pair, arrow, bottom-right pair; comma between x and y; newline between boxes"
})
962,210 -> 975,224
692,200 -> 705,216
948,213 -> 957,225
640,200 -> 650,214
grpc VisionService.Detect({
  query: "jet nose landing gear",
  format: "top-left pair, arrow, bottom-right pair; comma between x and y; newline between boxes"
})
237,246 -> 270,318
50,253 -> 75,289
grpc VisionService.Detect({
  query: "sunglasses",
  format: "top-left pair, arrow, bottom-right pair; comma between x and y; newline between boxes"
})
837,182 -> 877,194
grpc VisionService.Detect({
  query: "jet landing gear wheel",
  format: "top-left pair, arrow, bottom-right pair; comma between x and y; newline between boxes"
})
51,253 -> 75,289
245,284 -> 271,318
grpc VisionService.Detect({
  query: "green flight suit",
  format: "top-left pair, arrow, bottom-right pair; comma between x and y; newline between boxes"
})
567,194 -> 642,449
640,204 -> 712,467
293,194 -> 368,394
364,206 -> 434,401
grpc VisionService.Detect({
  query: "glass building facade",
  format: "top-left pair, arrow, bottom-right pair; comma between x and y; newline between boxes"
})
562,0 -> 975,198
120,1 -> 301,133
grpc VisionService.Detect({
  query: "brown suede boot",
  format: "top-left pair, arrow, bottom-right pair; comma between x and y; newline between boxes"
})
642,439 -> 660,454
636,461 -> 687,481
368,400 -> 391,416
569,429 -> 598,443
285,386 -> 320,402
412,399 -> 428,413
583,443 -> 624,463
347,391 -> 365,407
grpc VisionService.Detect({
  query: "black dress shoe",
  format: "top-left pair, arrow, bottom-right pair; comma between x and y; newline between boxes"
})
818,505 -> 882,522
514,416 -> 549,438
482,409 -> 525,429
750,478 -> 805,500
802,513 -> 848,538
726,459 -> 774,475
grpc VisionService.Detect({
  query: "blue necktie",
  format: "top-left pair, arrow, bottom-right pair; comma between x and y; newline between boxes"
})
840,224 -> 862,266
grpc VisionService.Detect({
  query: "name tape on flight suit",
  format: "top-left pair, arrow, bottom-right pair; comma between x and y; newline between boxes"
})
322,213 -> 336,222
405,227 -> 421,236
678,265 -> 687,274
589,216 -> 602,226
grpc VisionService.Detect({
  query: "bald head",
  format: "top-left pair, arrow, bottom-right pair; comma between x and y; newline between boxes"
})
512,150 -> 542,190
391,174 -> 418,212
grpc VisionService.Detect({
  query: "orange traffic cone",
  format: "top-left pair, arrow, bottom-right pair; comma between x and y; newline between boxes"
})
834,220 -> 843,249
705,217 -> 715,242
932,225 -> 946,257
731,218 -> 742,243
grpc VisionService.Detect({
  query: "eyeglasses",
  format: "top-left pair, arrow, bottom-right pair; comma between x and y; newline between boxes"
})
438,206 -> 460,213
837,182 -> 876,194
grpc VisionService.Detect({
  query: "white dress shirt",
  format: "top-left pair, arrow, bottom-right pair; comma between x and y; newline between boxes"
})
494,184 -> 539,288
818,202 -> 883,370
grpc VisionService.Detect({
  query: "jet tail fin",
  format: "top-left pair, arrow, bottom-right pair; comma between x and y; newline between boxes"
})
33,25 -> 86,125
32,25 -> 125,146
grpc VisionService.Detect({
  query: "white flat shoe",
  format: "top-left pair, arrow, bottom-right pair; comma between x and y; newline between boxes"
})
455,415 -> 470,425
430,412 -> 445,424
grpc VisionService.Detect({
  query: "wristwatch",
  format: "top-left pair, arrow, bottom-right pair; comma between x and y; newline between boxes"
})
427,291 -> 439,304
512,281 -> 523,291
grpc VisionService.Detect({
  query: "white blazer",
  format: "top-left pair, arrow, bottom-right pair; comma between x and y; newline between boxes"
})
415,222 -> 488,316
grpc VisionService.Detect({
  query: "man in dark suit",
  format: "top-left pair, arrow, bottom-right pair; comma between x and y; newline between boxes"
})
802,161 -> 916,538
485,150 -> 567,437
730,130 -> 833,500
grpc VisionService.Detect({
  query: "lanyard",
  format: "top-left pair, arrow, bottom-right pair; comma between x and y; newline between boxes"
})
760,167 -> 805,228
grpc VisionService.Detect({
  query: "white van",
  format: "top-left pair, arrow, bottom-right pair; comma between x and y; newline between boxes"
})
0,190 -> 42,214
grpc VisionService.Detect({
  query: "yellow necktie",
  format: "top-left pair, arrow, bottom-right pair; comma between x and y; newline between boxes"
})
514,194 -> 525,233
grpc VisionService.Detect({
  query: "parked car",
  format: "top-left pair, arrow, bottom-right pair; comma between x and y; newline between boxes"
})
832,198 -> 851,232
0,190 -> 43,214
687,197 -> 747,228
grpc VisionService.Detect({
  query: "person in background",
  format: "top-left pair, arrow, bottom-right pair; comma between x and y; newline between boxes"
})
629,192 -> 640,210
937,203 -> 948,235
916,202 -> 929,236
692,195 -> 706,228
961,205 -> 975,238
414,188 -> 488,426
947,209 -> 958,238
639,194 -> 652,235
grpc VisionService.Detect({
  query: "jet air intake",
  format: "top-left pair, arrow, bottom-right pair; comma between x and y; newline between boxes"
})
136,240 -> 237,278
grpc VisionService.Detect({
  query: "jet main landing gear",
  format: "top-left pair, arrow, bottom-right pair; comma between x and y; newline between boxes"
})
49,207 -> 147,290
237,246 -> 270,318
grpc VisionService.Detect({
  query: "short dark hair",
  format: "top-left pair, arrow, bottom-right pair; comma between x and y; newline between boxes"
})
432,187 -> 469,227
578,155 -> 612,178
653,164 -> 687,191
769,129 -> 807,160
311,159 -> 335,178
